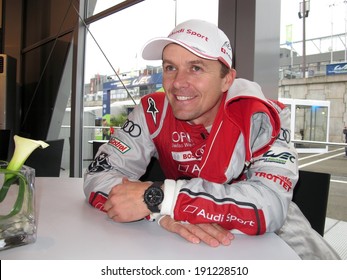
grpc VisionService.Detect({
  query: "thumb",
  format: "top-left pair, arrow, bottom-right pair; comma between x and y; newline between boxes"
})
122,177 -> 130,184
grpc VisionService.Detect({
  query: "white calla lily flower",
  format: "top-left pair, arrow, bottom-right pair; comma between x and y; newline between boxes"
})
6,135 -> 49,172
1,135 -> 49,219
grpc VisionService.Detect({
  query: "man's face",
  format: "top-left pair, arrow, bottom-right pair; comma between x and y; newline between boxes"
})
162,44 -> 235,126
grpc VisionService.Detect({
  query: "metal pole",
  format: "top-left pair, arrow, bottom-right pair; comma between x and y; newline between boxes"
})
291,44 -> 293,71
70,0 -> 86,177
345,1 -> 347,61
303,2 -> 306,78
330,3 -> 334,64
174,0 -> 177,26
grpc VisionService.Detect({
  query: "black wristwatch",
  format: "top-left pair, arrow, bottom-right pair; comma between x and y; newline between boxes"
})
144,181 -> 164,213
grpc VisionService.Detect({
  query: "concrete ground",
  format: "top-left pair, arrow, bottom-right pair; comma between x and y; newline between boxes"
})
298,147 -> 347,222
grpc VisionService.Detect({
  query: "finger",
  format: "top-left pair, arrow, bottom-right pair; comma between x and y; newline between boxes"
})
171,223 -> 201,244
105,206 -> 128,222
103,199 -> 112,212
198,223 -> 234,241
104,196 -> 120,220
105,207 -> 117,220
197,223 -> 234,246
122,177 -> 129,184
103,203 -> 110,212
185,223 -> 221,247
159,217 -> 200,244
212,223 -> 234,237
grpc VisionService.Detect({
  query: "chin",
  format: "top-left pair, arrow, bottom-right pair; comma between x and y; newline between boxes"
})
173,113 -> 192,121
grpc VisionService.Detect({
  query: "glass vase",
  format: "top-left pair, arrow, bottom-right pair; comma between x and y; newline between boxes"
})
0,162 -> 36,251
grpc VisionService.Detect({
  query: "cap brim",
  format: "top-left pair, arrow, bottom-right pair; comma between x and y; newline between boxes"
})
142,37 -> 218,62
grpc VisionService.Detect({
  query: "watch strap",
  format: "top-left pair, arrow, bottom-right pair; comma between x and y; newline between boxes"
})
144,181 -> 164,213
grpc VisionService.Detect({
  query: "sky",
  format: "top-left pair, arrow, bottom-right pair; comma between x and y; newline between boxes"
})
84,0 -> 218,82
84,0 -> 347,82
280,0 -> 347,55
280,0 -> 347,42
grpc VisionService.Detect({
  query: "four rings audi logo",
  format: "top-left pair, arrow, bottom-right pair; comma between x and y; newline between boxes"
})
121,120 -> 141,137
278,128 -> 291,144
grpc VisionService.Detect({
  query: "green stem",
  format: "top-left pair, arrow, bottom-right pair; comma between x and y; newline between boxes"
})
0,172 -> 26,220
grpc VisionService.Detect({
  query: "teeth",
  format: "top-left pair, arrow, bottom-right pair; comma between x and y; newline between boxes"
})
176,96 -> 193,101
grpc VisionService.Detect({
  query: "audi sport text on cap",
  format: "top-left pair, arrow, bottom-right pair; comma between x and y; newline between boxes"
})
142,19 -> 233,69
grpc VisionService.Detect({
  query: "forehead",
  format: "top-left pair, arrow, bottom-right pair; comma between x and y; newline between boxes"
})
162,43 -> 217,66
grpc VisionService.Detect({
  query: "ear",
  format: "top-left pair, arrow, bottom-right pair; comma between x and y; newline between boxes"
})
221,69 -> 236,92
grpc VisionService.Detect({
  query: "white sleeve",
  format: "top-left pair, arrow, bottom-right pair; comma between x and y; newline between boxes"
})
83,102 -> 157,203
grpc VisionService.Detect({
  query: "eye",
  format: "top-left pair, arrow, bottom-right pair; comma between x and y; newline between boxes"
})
164,64 -> 176,72
192,65 -> 202,72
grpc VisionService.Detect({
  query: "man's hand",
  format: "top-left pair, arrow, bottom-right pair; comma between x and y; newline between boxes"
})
104,178 -> 151,222
159,215 -> 234,247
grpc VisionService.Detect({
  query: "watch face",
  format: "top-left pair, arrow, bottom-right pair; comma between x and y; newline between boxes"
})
144,186 -> 164,207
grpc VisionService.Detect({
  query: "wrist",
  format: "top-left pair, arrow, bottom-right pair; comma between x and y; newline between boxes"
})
160,179 -> 181,217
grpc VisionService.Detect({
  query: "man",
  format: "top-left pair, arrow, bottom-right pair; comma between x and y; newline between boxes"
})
84,19 -> 339,259
102,118 -> 110,140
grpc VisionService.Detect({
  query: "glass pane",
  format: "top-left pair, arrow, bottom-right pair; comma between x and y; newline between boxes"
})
86,0 -> 127,17
308,106 -> 328,142
22,34 -> 73,139
23,0 -> 76,47
280,0 -> 347,77
294,104 -> 328,148
279,0 -> 345,147
294,105 -> 305,141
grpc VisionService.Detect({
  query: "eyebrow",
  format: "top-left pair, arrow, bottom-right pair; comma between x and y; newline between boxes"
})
162,58 -> 207,67
189,59 -> 207,66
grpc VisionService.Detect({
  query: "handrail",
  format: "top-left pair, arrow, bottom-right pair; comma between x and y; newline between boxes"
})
60,124 -> 347,147
292,140 -> 347,147
61,125 -> 121,129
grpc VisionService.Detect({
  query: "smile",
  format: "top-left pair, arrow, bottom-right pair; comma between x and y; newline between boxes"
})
176,96 -> 194,101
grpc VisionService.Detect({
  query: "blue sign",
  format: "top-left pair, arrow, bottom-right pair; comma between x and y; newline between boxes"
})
103,73 -> 162,90
326,63 -> 347,75
102,90 -> 110,115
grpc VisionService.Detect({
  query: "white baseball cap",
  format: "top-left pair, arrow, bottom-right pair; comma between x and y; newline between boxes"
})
142,19 -> 233,69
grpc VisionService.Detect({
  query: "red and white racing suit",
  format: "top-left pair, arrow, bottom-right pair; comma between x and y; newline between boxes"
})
84,78 -> 298,235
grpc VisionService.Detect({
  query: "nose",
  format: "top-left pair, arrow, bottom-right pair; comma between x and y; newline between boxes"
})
172,70 -> 189,89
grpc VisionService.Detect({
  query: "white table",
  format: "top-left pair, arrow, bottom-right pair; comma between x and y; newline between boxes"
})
0,177 -> 300,260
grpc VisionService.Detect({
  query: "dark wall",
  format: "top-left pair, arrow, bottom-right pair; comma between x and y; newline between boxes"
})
219,0 -> 281,99
2,0 -> 78,139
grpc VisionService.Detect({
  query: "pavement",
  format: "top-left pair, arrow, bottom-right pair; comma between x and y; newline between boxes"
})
298,147 -> 347,222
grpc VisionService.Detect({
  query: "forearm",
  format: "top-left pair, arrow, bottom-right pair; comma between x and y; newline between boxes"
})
83,103 -> 157,211
159,146 -> 298,235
